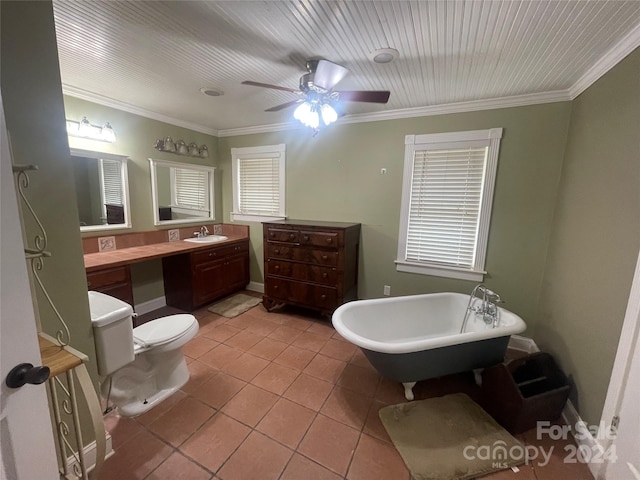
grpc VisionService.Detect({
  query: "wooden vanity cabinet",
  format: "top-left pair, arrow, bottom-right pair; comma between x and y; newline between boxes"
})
262,220 -> 360,315
86,265 -> 134,305
162,239 -> 250,311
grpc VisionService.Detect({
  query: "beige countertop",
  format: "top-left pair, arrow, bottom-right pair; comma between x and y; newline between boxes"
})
84,228 -> 249,272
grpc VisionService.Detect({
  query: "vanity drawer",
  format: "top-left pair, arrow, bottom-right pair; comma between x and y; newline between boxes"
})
86,265 -> 133,305
300,231 -> 339,248
191,242 -> 248,264
87,265 -> 130,289
266,245 -> 339,266
266,259 -> 338,285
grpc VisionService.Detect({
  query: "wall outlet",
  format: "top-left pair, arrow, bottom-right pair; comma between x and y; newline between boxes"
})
168,229 -> 180,242
383,285 -> 391,296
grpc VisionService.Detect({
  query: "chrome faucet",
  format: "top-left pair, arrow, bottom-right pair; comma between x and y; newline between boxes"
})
467,284 -> 502,328
194,225 -> 209,238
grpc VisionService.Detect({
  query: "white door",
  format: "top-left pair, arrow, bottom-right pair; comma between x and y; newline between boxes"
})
0,96 -> 59,478
601,247 -> 640,480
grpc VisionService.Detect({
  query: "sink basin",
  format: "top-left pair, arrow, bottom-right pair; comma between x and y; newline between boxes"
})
184,235 -> 228,244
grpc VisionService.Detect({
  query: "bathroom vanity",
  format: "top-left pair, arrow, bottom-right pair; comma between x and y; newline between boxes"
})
83,224 -> 250,312
162,239 -> 249,310
262,220 -> 360,315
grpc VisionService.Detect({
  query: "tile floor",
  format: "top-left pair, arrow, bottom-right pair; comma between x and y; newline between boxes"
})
99,293 -> 595,480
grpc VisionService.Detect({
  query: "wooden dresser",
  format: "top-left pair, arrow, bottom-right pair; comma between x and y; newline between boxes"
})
262,220 -> 360,315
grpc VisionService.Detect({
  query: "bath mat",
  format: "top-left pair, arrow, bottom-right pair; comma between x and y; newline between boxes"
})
207,294 -> 261,318
379,393 -> 524,480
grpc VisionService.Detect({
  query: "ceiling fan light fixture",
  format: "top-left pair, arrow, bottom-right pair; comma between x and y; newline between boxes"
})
370,48 -> 399,64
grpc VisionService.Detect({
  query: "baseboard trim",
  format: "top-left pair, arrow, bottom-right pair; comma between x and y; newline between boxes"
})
134,296 -> 167,315
247,281 -> 264,294
65,433 -> 113,476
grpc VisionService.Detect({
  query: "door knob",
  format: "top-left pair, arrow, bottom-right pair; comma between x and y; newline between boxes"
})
5,363 -> 50,388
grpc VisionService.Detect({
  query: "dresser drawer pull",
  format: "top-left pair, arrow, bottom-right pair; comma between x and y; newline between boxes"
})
273,285 -> 279,290
303,235 -> 309,241
289,233 -> 295,239
322,273 -> 328,278
320,295 -> 327,301
209,252 -> 216,257
322,255 -> 328,260
275,249 -> 280,254
274,265 -> 280,271
270,232 -> 275,238
326,238 -> 333,244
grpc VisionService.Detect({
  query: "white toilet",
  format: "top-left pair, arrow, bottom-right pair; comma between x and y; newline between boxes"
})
88,291 -> 199,417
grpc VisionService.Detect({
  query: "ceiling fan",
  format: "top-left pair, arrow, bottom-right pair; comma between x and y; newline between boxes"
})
242,59 -> 390,129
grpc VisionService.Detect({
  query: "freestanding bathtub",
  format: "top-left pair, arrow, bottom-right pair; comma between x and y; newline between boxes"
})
332,292 -> 526,400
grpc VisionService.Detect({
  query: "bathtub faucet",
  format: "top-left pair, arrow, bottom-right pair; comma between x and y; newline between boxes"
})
468,284 -> 502,327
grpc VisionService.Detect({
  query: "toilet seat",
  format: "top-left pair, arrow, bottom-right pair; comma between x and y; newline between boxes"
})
133,314 -> 198,348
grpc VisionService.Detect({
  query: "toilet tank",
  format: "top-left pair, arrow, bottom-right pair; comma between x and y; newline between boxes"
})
88,291 -> 135,376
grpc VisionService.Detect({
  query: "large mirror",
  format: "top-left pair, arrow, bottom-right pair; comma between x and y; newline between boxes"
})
70,148 -> 131,232
149,158 -> 215,226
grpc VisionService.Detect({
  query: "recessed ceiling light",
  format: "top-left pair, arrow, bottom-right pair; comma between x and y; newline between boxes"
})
369,48 -> 399,64
200,87 -> 224,97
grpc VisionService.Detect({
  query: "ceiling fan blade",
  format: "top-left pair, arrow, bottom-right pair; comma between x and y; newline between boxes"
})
265,99 -> 303,112
242,80 -> 299,94
337,90 -> 391,104
313,60 -> 349,90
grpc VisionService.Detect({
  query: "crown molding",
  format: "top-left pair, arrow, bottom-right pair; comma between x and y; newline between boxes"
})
218,90 -> 570,137
62,85 -> 219,136
569,23 -> 640,100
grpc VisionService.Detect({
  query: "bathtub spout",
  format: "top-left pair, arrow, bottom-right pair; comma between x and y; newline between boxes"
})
464,284 -> 502,330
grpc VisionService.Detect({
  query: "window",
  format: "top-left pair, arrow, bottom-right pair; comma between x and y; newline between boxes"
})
99,158 -> 123,206
171,167 -> 209,213
396,128 -> 503,281
231,144 -> 285,222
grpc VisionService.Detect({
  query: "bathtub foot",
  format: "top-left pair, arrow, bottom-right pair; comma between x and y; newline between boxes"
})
473,368 -> 484,387
402,382 -> 416,401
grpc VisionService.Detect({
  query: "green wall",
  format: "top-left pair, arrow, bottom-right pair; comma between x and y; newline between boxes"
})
536,48 -> 640,426
218,102 -> 572,325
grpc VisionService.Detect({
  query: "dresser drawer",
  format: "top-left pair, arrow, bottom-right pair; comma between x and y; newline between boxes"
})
265,277 -> 338,308
86,265 -> 129,289
266,245 -> 338,266
266,228 -> 299,243
300,231 -> 339,248
266,259 -> 338,285
191,242 -> 248,265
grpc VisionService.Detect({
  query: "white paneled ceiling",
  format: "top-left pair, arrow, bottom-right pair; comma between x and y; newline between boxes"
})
52,1 -> 640,135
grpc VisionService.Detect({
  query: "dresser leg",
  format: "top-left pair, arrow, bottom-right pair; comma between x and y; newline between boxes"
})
262,296 -> 278,312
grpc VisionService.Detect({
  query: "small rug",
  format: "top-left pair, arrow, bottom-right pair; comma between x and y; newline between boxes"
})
379,393 -> 524,480
207,294 -> 261,318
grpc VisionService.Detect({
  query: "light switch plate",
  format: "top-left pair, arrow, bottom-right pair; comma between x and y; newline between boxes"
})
98,236 -> 116,252
168,229 -> 180,242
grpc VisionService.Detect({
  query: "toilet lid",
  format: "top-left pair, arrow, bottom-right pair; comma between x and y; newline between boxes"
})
133,314 -> 197,346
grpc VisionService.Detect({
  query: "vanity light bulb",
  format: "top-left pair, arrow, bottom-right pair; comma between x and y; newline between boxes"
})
199,145 -> 209,158
78,116 -> 92,137
101,122 -> 116,143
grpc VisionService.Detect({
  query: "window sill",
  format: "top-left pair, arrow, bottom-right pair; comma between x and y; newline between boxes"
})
395,260 -> 485,282
231,213 -> 286,223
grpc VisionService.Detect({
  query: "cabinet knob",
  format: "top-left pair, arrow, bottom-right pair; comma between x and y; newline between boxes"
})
270,232 -> 275,237
303,235 -> 309,241
320,295 -> 327,301
289,233 -> 295,238
275,249 -> 280,254
274,285 -> 279,290
322,255 -> 328,260
274,265 -> 280,271
326,238 -> 333,243
322,273 -> 328,278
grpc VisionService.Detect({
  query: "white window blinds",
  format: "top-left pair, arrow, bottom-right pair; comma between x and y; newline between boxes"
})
237,157 -> 281,215
397,129 -> 502,281
231,144 -> 285,221
173,168 -> 208,211
406,146 -> 487,268
100,158 -> 122,205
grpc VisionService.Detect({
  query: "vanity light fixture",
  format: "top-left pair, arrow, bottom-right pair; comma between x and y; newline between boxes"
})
154,137 -> 209,159
66,116 -> 117,143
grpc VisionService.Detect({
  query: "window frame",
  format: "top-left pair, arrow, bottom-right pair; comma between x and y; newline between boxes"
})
231,144 -> 286,223
396,128 -> 503,281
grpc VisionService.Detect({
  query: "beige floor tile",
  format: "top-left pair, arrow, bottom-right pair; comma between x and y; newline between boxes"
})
337,363 -> 381,397
224,329 -> 263,351
99,429 -> 172,480
247,337 -> 289,360
190,371 -> 246,409
256,397 -> 316,449
217,431 -> 293,480
347,433 -> 410,480
320,386 -> 372,430
145,452 -> 212,480
283,373 -> 333,411
147,396 -> 214,447
220,351 -> 269,381
221,383 -> 279,427
303,354 -> 347,384
251,362 -> 300,395
319,338 -> 358,362
280,454 -> 342,480
273,344 -> 316,371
